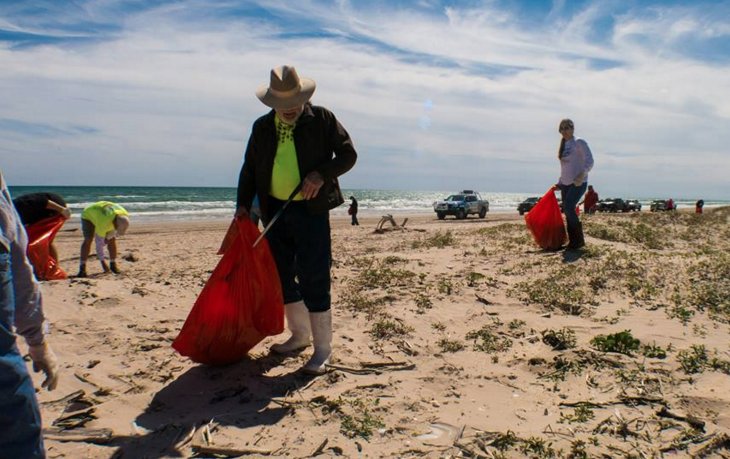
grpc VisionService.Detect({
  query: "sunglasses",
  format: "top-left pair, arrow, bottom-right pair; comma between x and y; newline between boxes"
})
559,125 -> 573,131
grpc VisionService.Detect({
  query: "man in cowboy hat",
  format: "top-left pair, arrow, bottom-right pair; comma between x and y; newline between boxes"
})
236,65 -> 357,375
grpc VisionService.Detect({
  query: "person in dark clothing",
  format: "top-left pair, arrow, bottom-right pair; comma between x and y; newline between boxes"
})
348,196 -> 359,226
236,65 -> 357,375
13,192 -> 72,266
695,199 -> 704,214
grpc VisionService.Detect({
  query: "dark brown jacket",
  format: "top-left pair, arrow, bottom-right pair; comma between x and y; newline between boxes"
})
236,103 -> 357,220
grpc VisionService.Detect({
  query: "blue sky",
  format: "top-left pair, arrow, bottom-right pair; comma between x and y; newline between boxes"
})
1,0 -> 729,198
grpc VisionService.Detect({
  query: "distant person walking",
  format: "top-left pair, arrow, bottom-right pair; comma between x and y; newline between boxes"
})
695,199 -> 704,214
555,119 -> 594,250
13,192 -> 72,266
78,201 -> 130,277
348,196 -> 359,226
581,185 -> 599,214
236,65 -> 357,374
1,170 -> 60,459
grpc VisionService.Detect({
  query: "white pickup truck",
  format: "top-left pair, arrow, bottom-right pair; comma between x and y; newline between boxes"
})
433,190 -> 490,220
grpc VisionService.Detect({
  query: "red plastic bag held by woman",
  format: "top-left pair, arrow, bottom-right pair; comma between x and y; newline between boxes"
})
172,218 -> 284,365
25,215 -> 67,280
525,189 -> 567,250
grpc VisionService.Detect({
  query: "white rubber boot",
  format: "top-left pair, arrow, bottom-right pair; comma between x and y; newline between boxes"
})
302,310 -> 332,375
270,301 -> 311,354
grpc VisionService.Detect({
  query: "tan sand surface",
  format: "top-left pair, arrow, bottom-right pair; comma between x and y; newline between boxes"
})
30,208 -> 730,458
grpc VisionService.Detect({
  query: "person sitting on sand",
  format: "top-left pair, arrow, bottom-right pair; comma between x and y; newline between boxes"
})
77,201 -> 130,277
13,192 -> 72,267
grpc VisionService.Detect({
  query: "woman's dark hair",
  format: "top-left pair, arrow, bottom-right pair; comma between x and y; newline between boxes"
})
558,119 -> 574,159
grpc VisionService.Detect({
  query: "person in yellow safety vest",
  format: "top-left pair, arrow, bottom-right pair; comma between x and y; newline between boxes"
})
77,201 -> 130,277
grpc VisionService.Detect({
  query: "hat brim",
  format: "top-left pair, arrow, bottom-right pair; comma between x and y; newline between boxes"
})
255,78 -> 316,109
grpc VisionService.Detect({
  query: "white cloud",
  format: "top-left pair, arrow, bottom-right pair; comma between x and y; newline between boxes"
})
1,0 -> 729,199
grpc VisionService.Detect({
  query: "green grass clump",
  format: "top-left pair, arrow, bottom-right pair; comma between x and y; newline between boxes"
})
437,338 -> 465,353
677,345 -> 708,374
512,273 -> 588,316
641,342 -> 667,359
412,230 -> 455,249
590,330 -> 640,356
369,318 -> 414,340
466,326 -> 513,353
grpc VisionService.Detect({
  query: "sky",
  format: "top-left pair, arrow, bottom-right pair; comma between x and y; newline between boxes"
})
1,0 -> 729,199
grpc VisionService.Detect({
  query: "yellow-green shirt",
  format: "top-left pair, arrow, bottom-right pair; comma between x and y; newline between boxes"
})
81,201 -> 129,237
270,116 -> 304,201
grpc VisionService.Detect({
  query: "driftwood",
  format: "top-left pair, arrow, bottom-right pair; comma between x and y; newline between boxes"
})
656,406 -> 706,431
191,443 -> 272,456
311,438 -> 329,457
559,395 -> 666,408
43,427 -> 113,444
374,215 -> 424,233
42,389 -> 86,407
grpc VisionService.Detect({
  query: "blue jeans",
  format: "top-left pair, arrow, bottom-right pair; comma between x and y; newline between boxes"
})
0,252 -> 46,459
265,200 -> 332,313
559,182 -> 587,239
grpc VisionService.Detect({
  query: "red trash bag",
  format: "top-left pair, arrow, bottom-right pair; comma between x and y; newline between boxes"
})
25,216 -> 67,281
525,189 -> 567,250
172,218 -> 284,365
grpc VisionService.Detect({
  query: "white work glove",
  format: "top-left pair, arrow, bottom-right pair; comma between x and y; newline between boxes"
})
573,172 -> 586,186
61,207 -> 72,219
105,230 -> 118,241
28,342 -> 59,391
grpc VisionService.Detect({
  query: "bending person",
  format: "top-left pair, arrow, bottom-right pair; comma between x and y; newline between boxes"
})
13,192 -> 72,264
78,201 -> 130,277
1,170 -> 60,459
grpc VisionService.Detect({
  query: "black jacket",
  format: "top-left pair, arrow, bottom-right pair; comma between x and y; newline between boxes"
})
237,104 -> 357,220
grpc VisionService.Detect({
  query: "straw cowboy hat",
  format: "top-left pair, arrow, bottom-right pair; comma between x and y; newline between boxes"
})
256,65 -> 316,109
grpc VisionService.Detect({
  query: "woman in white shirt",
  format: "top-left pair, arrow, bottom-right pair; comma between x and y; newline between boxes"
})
556,119 -> 594,249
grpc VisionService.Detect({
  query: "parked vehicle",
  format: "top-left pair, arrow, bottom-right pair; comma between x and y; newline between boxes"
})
597,198 -> 627,213
650,199 -> 675,212
517,197 -> 540,215
625,199 -> 642,212
434,190 -> 489,220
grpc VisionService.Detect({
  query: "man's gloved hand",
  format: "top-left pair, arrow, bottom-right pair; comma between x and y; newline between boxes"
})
28,342 -> 59,391
61,207 -> 72,219
105,230 -> 117,241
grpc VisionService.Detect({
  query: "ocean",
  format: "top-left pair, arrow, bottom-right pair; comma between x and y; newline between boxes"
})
8,186 -> 729,222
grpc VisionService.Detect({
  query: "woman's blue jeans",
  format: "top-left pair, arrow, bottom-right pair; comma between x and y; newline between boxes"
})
265,200 -> 332,313
0,252 -> 46,459
559,182 -> 587,245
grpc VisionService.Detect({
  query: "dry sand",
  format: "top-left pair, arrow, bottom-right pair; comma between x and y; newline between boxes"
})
30,208 -> 730,458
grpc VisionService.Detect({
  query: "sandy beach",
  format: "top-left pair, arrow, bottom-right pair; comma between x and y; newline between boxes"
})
31,208 -> 730,458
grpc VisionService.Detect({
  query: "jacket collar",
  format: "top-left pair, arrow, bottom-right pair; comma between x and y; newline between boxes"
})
264,102 -> 314,127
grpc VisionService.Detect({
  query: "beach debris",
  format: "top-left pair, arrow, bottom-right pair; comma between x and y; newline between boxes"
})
374,214 -> 423,234
310,437 -> 329,456
43,427 -> 113,444
475,294 -> 493,306
52,406 -> 96,429
41,389 -> 86,407
416,422 -> 461,442
656,406 -> 706,431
